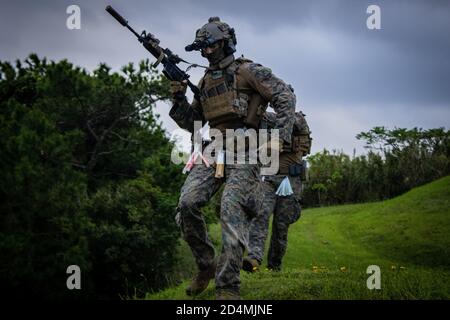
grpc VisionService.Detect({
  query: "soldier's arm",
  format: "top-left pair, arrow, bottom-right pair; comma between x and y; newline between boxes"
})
240,63 -> 296,144
169,97 -> 206,134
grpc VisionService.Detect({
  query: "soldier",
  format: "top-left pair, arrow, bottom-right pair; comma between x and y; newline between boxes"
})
243,111 -> 312,272
169,17 -> 296,299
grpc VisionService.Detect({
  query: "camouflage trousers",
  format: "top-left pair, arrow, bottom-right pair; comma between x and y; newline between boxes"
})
247,174 -> 302,269
177,163 -> 262,293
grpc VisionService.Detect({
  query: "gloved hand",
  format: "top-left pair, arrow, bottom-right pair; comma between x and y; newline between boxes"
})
170,80 -> 187,102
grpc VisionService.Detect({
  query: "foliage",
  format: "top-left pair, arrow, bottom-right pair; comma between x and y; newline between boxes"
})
0,54 -> 183,299
302,127 -> 450,207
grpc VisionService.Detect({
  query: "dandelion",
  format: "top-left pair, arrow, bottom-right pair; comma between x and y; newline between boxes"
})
340,266 -> 347,272
390,265 -> 397,271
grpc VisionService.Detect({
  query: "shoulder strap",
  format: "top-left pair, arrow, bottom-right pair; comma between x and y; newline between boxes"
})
236,56 -> 253,64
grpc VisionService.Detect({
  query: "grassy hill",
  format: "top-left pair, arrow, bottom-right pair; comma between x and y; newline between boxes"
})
146,176 -> 450,300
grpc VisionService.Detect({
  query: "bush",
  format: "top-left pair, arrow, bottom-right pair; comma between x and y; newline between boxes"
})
303,127 -> 450,207
0,54 -> 182,299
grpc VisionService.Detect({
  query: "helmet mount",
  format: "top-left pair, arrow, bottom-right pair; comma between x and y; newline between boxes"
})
185,17 -> 237,57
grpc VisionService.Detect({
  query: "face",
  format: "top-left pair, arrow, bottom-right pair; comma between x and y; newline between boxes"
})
201,40 -> 226,65
201,41 -> 221,55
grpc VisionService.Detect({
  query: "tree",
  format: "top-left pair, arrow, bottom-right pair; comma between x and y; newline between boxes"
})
302,126 -> 450,208
0,54 -> 183,299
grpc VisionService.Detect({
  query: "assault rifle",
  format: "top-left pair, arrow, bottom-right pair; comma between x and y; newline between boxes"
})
105,5 -> 201,100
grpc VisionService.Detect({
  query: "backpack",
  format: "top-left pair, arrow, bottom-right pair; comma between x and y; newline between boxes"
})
262,111 -> 312,155
291,111 -> 312,155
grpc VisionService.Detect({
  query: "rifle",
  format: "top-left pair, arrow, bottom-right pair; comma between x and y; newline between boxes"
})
105,5 -> 201,100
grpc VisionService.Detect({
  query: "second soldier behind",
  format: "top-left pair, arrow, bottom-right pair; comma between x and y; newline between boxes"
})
243,111 -> 312,272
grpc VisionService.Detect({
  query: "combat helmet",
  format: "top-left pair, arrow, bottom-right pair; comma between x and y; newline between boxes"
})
185,17 -> 237,55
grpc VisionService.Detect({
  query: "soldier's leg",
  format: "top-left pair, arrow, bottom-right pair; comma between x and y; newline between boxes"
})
178,164 -> 222,271
267,176 -> 302,270
216,164 -> 260,295
267,203 -> 291,270
247,179 -> 277,263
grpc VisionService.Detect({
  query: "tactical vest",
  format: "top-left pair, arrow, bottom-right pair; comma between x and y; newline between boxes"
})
262,111 -> 312,155
199,58 -> 268,132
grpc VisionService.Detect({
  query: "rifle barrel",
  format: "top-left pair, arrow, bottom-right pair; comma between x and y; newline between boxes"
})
105,6 -> 141,39
105,6 -> 127,26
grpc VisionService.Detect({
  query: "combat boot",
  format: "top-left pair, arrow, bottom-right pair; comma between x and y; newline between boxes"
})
267,264 -> 281,272
216,289 -> 241,300
242,256 -> 260,273
186,262 -> 216,296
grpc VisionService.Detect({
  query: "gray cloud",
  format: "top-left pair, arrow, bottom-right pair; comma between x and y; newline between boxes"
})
1,0 -> 449,155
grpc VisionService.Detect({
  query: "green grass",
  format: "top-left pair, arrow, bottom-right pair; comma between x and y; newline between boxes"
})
146,176 -> 450,300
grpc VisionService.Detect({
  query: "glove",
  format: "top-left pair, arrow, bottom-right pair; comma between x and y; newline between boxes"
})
170,80 -> 187,102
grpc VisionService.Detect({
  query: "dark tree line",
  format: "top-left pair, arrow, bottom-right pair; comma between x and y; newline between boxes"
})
0,54 -> 185,299
302,126 -> 450,207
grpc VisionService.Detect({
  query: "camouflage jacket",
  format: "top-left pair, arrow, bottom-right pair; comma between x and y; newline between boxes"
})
169,55 -> 296,144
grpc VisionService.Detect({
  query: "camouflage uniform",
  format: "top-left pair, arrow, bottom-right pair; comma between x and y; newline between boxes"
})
247,174 -> 302,269
177,162 -> 261,291
170,17 -> 296,296
247,111 -> 310,270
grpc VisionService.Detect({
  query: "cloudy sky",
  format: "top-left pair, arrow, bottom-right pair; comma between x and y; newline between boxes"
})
1,0 -> 449,155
